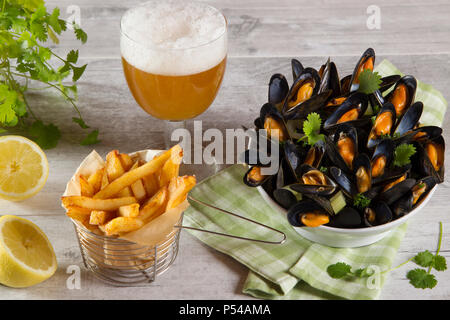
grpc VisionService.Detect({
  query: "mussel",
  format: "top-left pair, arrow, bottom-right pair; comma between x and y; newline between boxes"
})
367,102 -> 396,148
318,58 -> 341,98
377,176 -> 416,205
325,124 -> 358,173
363,201 -> 393,226
303,140 -> 326,168
287,200 -> 330,227
349,48 -> 375,92
243,166 -> 271,187
289,164 -> 337,196
291,59 -> 304,81
273,186 -> 302,210
327,207 -> 362,228
392,101 -> 423,141
353,153 -> 372,194
385,75 -> 417,118
260,103 -> 289,142
324,92 -> 369,129
268,74 -> 289,110
419,135 -> 445,183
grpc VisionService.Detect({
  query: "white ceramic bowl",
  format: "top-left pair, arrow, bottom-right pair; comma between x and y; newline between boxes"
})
257,185 -> 438,248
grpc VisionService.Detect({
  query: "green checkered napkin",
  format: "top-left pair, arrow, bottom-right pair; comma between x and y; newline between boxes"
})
182,60 -> 447,300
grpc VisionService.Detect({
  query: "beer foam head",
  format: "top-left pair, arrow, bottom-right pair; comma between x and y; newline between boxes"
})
120,1 -> 227,76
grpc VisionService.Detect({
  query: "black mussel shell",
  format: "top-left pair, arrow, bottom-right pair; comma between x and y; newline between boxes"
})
379,75 -> 402,93
391,176 -> 437,218
287,200 -> 330,227
363,201 -> 393,227
350,48 -> 375,92
282,68 -> 321,114
330,166 -> 358,199
393,101 -> 423,138
327,207 -> 362,228
326,124 -> 358,173
324,92 -> 369,130
291,59 -> 304,81
243,166 -> 273,187
268,74 -> 289,110
370,139 -> 394,180
303,140 -> 326,168
385,75 -> 417,118
353,153 -> 372,194
283,140 -> 305,179
273,186 -> 302,210
377,178 -> 416,205
367,102 -> 396,149
260,102 -> 290,142
409,126 -> 443,143
340,74 -> 352,95
283,90 -> 332,120
419,136 -> 445,183
318,58 -> 341,98
289,164 -> 337,196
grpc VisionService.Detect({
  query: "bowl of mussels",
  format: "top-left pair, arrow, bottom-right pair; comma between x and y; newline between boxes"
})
243,48 -> 445,247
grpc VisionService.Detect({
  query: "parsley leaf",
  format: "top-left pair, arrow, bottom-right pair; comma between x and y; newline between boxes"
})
327,262 -> 352,279
353,193 -> 371,209
73,23 -> 88,44
28,120 -> 61,149
357,69 -> 382,94
407,269 -> 437,289
81,129 -> 100,146
414,250 -> 435,268
393,144 -> 416,167
302,112 -> 325,146
433,255 -> 447,271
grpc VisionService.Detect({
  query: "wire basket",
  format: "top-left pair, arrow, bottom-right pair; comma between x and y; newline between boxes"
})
72,215 -> 183,286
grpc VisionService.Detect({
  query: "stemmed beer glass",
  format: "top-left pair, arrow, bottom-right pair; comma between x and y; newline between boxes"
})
120,1 -> 227,148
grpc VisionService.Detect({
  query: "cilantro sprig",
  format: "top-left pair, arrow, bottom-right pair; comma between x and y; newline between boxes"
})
353,193 -> 371,210
393,143 -> 416,167
357,69 -> 382,94
327,222 -> 447,290
297,112 -> 325,146
0,0 -> 98,148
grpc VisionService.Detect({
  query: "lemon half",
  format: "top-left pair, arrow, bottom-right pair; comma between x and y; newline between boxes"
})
0,215 -> 57,288
0,135 -> 49,201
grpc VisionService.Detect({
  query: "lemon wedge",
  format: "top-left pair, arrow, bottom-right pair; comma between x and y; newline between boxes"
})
0,215 -> 57,288
0,135 -> 49,201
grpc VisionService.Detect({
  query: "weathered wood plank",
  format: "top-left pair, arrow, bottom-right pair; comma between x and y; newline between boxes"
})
41,1 -> 450,59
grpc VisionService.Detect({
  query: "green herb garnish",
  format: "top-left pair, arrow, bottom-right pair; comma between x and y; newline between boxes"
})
299,112 -> 325,146
327,222 -> 447,290
393,143 -> 416,167
357,69 -> 382,94
353,193 -> 371,209
0,0 -> 97,149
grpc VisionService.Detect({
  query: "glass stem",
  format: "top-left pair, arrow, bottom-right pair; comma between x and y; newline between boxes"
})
164,120 -> 187,148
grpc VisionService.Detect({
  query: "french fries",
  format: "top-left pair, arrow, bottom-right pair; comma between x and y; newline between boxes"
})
62,144 -> 196,238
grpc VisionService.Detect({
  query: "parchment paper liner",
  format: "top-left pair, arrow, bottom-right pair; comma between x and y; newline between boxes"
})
62,149 -> 188,270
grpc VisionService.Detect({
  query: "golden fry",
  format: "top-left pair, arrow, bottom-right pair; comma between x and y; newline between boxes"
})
66,206 -> 91,222
119,153 -> 134,171
106,150 -> 125,181
93,146 -> 176,199
62,196 -> 137,211
159,146 -> 183,187
103,217 -> 144,236
101,167 -> 109,190
142,173 -> 159,198
79,175 -> 94,197
89,210 -> 116,225
128,161 -> 147,201
139,187 -> 168,222
87,168 -> 104,193
166,175 -> 196,210
118,203 -> 140,218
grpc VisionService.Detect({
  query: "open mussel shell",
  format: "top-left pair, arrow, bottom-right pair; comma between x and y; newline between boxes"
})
243,166 -> 273,187
283,140 -> 306,178
409,126 -> 443,143
379,75 -> 402,93
418,135 -> 445,183
291,59 -> 304,81
323,92 -> 369,130
268,73 -> 289,111
393,101 -> 423,139
340,74 -> 352,95
282,68 -> 320,113
385,75 -> 417,118
350,48 -> 375,92
330,166 -> 357,199
325,124 -> 358,173
283,90 -> 332,120
367,102 -> 396,149
287,200 -> 330,228
327,207 -> 362,228
370,139 -> 394,181
363,201 -> 393,227
377,177 -> 416,205
289,164 -> 337,196
260,102 -> 290,142
353,153 -> 372,194
273,186 -> 302,210
391,176 -> 437,218
303,140 -> 326,168
318,58 -> 341,98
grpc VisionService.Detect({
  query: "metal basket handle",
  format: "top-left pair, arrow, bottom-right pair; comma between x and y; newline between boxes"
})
173,195 -> 286,245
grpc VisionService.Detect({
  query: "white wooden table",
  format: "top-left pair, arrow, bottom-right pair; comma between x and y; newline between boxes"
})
1,0 -> 449,299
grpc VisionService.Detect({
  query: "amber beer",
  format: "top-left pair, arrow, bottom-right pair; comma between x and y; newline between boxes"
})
122,57 -> 226,120
120,1 -> 227,121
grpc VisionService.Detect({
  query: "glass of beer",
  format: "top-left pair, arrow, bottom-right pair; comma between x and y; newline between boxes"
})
120,1 -> 227,147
